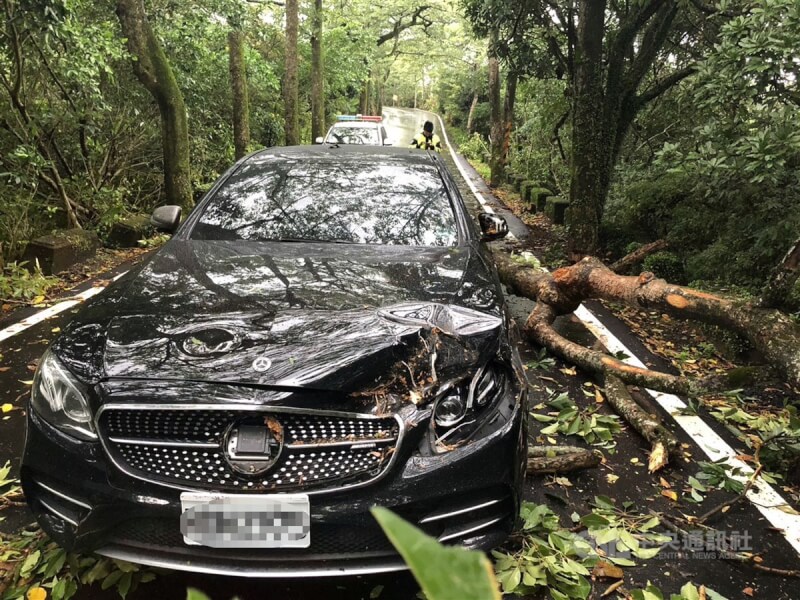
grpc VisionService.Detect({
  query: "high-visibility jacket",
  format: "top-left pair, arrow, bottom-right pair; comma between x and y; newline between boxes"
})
410,132 -> 442,152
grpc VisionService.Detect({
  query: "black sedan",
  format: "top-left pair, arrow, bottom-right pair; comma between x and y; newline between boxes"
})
22,145 -> 528,576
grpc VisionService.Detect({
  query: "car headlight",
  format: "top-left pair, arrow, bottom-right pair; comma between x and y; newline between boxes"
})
30,349 -> 97,441
431,363 -> 506,449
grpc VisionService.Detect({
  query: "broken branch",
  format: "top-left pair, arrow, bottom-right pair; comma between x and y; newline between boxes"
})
604,374 -> 678,472
610,239 -> 669,274
526,445 -> 603,474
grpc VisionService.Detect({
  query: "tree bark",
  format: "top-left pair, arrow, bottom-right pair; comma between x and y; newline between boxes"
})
359,74 -> 371,115
283,0 -> 300,145
228,28 -> 250,160
500,72 -> 518,178
488,29 -> 503,186
310,0 -> 325,141
527,446 -> 603,474
466,92 -> 479,133
116,0 -> 193,211
604,374 -> 678,472
567,0 -> 608,257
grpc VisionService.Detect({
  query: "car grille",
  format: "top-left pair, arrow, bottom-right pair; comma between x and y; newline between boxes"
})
98,407 -> 401,493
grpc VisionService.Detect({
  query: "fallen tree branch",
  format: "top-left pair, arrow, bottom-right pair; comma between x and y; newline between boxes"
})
696,464 -> 762,525
610,239 -> 669,274
604,374 -> 678,472
523,301 -> 701,395
526,445 -> 603,474
494,251 -> 800,391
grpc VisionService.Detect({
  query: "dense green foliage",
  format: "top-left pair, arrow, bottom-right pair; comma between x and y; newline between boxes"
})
0,0 -> 458,267
444,0 -> 800,297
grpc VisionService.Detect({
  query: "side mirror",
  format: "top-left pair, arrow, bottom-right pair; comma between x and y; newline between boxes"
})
383,138 -> 393,146
478,213 -> 509,242
150,205 -> 182,233
315,136 -> 325,144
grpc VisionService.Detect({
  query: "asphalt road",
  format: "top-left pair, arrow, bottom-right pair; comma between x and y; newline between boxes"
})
1,108 -> 798,599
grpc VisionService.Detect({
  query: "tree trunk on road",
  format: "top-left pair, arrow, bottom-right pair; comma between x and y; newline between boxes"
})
116,0 -> 193,211
228,27 -> 250,160
492,243 -> 800,470
283,0 -> 300,145
310,0 -> 325,141
493,251 -> 800,395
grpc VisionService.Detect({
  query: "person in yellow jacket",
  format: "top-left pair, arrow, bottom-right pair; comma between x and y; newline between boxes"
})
410,120 -> 442,152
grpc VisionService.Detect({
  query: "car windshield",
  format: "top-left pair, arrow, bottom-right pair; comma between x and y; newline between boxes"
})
190,156 -> 460,246
325,126 -> 380,144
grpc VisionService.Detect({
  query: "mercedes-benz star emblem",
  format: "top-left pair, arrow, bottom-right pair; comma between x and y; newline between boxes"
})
252,356 -> 272,372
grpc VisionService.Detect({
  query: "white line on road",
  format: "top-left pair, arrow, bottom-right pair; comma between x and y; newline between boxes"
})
0,272 -> 127,344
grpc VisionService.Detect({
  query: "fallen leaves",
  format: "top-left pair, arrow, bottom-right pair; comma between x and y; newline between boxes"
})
592,561 -> 623,580
661,489 -> 679,502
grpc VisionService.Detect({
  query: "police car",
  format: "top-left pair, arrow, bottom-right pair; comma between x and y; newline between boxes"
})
315,115 -> 392,146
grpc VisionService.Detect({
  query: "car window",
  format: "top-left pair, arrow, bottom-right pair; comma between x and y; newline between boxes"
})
325,126 -> 380,145
190,157 -> 459,246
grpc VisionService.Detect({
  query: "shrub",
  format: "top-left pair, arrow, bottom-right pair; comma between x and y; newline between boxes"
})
458,132 -> 490,164
0,261 -> 58,301
643,251 -> 686,284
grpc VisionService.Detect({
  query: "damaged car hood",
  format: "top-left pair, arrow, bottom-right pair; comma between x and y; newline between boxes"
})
55,240 -> 507,390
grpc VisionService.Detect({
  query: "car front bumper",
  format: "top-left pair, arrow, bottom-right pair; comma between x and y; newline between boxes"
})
22,392 -> 525,577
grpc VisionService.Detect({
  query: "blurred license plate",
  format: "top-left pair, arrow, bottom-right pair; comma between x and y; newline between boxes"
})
180,492 -> 310,548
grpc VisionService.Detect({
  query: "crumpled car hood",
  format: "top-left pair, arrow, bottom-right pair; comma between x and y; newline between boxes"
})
55,240 -> 506,391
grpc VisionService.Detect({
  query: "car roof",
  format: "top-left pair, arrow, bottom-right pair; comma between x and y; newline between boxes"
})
243,144 -> 438,166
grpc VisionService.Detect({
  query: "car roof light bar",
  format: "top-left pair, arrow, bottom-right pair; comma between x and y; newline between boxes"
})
336,115 -> 383,122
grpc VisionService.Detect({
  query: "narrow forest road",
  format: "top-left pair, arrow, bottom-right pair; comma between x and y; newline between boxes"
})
0,110 -> 797,599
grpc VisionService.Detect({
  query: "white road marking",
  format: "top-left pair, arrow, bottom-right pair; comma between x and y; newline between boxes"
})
414,105 -> 800,557
575,305 -> 800,555
0,272 -> 127,344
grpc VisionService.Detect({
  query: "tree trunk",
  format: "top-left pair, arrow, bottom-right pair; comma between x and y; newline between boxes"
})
567,0 -> 608,257
500,72 -> 518,177
488,29 -> 503,186
466,92 -> 479,133
283,0 -> 300,145
116,0 -> 193,211
228,28 -> 250,160
359,75 -> 371,115
310,0 -> 325,141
